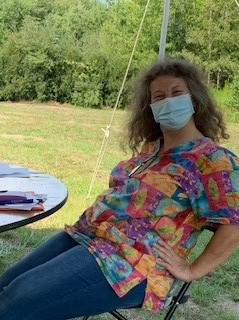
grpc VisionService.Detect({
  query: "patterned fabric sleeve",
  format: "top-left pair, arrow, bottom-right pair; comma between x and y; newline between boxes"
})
197,147 -> 239,226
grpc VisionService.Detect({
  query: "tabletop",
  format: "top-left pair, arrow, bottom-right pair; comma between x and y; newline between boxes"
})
0,169 -> 68,233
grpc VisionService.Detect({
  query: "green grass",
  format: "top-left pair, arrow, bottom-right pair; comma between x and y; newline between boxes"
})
0,101 -> 238,320
212,86 -> 239,124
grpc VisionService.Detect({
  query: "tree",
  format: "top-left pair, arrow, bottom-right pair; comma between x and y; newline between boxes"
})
0,0 -> 238,106
181,0 -> 239,87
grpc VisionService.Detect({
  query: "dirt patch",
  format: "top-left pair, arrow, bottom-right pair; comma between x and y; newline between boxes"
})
214,297 -> 239,316
1,134 -> 45,142
1,134 -> 26,140
187,297 -> 239,318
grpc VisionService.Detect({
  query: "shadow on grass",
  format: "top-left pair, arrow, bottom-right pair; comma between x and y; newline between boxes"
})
0,226 -> 61,273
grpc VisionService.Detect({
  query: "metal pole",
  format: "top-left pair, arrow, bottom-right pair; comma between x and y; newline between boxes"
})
159,0 -> 171,59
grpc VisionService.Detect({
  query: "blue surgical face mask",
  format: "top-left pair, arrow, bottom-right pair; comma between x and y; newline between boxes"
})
150,93 -> 195,130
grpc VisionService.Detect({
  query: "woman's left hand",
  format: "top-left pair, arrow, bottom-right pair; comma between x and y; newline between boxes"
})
153,240 -> 193,282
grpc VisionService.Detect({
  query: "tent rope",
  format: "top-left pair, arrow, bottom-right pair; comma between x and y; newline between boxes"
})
234,0 -> 239,8
87,0 -> 151,199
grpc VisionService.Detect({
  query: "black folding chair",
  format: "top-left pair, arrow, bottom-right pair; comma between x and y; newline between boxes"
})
83,226 -> 216,320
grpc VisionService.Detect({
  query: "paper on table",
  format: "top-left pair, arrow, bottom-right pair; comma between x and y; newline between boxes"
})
0,191 -> 47,204
0,162 -> 30,178
0,201 -> 44,211
0,191 -> 46,211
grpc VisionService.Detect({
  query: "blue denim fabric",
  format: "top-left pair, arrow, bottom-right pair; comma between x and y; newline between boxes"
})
0,231 -> 146,320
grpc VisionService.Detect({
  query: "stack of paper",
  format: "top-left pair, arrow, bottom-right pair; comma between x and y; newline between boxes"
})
0,191 -> 47,211
0,162 -> 30,178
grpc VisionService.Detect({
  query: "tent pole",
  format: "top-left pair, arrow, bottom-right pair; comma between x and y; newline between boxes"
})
158,0 -> 171,59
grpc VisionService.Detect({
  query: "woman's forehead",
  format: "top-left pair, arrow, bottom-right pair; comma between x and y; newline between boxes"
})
150,75 -> 188,92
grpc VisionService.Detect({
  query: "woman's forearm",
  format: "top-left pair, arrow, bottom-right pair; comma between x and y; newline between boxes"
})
153,224 -> 239,282
189,224 -> 239,280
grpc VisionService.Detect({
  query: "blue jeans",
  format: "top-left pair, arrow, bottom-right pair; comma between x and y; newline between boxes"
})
0,231 -> 146,320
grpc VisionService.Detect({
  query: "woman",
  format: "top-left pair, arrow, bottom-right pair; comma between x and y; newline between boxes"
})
0,58 -> 239,319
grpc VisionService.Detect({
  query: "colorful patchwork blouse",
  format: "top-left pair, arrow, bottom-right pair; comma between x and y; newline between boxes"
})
65,137 -> 239,311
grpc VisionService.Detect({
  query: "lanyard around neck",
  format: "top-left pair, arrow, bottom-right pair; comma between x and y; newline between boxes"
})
128,140 -> 161,177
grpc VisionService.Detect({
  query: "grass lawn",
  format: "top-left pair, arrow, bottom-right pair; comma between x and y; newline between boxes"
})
0,101 -> 238,320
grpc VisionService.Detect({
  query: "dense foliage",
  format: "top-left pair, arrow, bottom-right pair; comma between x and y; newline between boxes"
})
0,0 -> 238,108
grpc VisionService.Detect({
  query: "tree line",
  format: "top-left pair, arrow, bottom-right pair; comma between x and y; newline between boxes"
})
0,0 -> 238,109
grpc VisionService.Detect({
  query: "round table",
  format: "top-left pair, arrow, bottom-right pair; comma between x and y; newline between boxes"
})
0,169 -> 68,232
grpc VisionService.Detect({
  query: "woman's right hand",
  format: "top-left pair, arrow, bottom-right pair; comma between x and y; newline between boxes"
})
153,240 -> 193,282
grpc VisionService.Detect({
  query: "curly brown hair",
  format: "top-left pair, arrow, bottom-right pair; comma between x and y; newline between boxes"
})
126,58 -> 229,154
